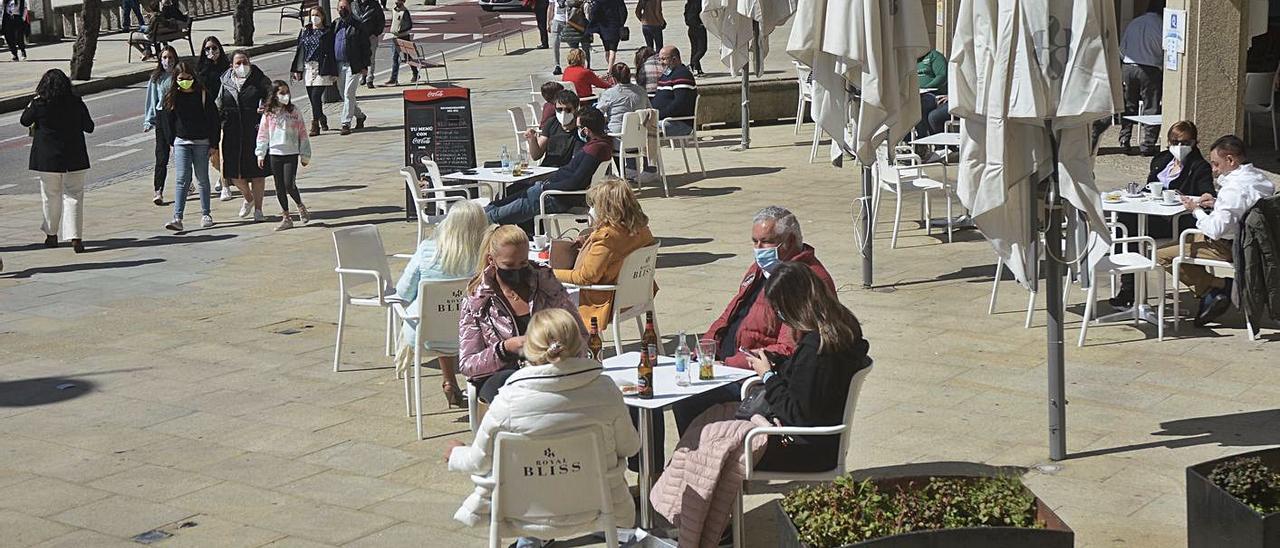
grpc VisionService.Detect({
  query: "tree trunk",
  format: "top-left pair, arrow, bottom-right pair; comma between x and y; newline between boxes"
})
233,0 -> 254,46
69,0 -> 103,80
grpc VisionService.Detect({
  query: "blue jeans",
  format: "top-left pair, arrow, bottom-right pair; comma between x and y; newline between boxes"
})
485,182 -> 545,225
173,142 -> 212,219
390,45 -> 418,82
661,119 -> 692,137
122,0 -> 144,29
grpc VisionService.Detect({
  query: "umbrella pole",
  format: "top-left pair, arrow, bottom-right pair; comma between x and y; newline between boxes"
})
861,163 -> 874,288
740,64 -> 750,149
1044,121 -> 1067,461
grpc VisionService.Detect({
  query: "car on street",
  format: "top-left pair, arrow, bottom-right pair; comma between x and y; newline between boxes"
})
478,0 -> 529,11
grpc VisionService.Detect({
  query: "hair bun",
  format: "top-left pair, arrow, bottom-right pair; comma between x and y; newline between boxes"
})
546,341 -> 565,359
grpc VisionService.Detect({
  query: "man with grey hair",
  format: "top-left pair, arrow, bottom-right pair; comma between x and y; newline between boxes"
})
672,206 -> 835,434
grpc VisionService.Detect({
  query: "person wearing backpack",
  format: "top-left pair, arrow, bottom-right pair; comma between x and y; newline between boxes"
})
255,80 -> 313,231
386,0 -> 417,85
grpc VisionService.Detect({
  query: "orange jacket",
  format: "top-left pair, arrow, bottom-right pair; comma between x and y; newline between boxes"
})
554,223 -> 655,330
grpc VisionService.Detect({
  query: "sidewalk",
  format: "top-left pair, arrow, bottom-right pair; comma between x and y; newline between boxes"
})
0,7 -> 303,112
1,3 -> 1278,547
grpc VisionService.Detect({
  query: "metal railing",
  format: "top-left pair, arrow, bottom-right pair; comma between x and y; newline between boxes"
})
52,0 -> 299,39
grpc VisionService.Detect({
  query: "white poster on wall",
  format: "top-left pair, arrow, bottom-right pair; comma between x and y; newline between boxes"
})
1163,8 -> 1186,53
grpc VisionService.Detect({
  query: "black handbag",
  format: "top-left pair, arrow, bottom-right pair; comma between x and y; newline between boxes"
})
619,26 -> 630,41
734,384 -> 770,420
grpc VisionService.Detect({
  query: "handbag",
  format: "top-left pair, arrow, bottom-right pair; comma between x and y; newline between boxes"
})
567,4 -> 587,32
734,384 -> 771,420
548,238 -> 579,270
619,26 -> 630,41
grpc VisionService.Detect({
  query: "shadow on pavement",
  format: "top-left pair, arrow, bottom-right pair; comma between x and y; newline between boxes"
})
0,376 -> 96,407
0,258 -> 165,279
657,251 -> 735,269
1066,409 -> 1280,460
307,205 -> 404,221
80,233 -> 238,253
878,264 -> 996,290
655,236 -> 713,248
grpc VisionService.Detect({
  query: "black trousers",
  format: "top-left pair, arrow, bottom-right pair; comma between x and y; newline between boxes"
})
642,25 -> 663,50
153,115 -> 172,193
3,24 -> 24,57
1092,63 -> 1162,150
687,23 -> 707,71
305,86 -> 328,127
534,0 -> 549,46
269,154 -> 303,211
473,366 -> 519,404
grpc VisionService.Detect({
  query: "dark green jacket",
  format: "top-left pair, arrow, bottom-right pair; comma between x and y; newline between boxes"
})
1235,195 -> 1280,322
917,50 -> 947,93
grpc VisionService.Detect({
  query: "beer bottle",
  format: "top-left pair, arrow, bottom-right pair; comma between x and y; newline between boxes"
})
588,318 -> 604,361
643,312 -> 657,350
637,343 -> 655,399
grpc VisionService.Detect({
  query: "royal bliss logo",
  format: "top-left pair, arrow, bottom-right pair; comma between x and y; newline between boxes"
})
522,447 -> 583,477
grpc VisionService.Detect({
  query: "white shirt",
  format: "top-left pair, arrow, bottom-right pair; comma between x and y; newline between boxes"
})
1193,163 -> 1276,241
1120,12 -> 1163,67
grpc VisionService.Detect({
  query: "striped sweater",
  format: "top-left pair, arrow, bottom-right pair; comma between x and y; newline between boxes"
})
652,64 -> 697,120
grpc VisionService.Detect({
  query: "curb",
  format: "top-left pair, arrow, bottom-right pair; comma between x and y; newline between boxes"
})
0,37 -> 299,115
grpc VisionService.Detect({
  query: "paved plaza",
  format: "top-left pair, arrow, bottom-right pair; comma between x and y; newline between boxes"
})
2,3 -> 1279,546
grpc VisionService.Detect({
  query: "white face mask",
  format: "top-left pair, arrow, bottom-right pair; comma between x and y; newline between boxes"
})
234,64 -> 250,78
310,16 -> 324,27
277,94 -> 291,105
555,111 -> 574,127
1169,145 -> 1191,162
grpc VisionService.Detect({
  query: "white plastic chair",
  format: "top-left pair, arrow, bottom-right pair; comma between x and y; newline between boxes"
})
490,427 -> 620,548
530,73 -> 557,105
402,167 -> 467,245
509,106 -> 532,157
1244,72 -> 1278,151
534,160 -> 613,238
731,365 -> 873,548
793,61 -> 813,135
658,96 -> 706,184
392,277 -> 470,439
871,148 -> 952,248
561,243 -> 663,356
614,109 -> 669,197
1078,223 -> 1163,346
524,102 -> 540,128
419,159 -> 495,210
332,225 -> 403,372
1172,228 -> 1257,340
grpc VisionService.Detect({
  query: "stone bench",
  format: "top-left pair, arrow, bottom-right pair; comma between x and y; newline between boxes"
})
694,77 -> 801,129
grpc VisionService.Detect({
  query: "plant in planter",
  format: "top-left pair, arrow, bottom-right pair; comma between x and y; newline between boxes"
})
777,473 -> 1072,548
1188,449 -> 1280,548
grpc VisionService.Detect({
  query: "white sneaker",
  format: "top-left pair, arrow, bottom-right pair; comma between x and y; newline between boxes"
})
298,206 -> 310,225
153,190 -> 163,205
220,186 -> 235,201
164,218 -> 183,231
274,216 -> 293,231
238,201 -> 252,218
253,209 -> 264,222
200,215 -> 214,228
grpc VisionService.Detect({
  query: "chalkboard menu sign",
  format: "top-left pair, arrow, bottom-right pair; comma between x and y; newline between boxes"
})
403,87 -> 477,220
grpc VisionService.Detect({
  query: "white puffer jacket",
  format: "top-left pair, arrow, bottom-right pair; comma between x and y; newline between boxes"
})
448,357 -> 641,537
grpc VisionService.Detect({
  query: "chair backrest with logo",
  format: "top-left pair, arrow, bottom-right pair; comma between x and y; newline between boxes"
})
610,243 -> 659,319
416,278 -> 470,346
490,426 -> 616,545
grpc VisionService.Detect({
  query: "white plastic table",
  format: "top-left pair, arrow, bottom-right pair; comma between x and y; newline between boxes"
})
600,352 -> 754,531
443,166 -> 557,197
1122,114 -> 1162,127
1100,192 -> 1188,324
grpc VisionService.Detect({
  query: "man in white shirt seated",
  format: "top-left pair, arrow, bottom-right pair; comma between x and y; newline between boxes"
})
1157,135 -> 1277,326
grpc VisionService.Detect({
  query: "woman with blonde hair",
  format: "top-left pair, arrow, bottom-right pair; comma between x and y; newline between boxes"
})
445,307 -> 640,547
458,225 -> 585,404
555,176 -> 655,330
394,201 -> 491,407
561,47 -> 612,98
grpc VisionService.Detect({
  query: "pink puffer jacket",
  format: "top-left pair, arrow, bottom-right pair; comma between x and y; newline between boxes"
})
458,264 -> 587,379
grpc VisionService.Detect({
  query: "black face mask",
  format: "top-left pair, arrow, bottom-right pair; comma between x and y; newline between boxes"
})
496,266 -> 533,290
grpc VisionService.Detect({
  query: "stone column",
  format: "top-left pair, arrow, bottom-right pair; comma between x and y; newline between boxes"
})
933,0 -> 960,53
1161,0 -> 1249,140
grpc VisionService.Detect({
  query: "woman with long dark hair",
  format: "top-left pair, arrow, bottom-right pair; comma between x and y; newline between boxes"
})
2,0 -> 28,61
217,49 -> 273,222
142,45 -> 178,206
162,61 -> 220,232
21,69 -> 95,253
290,6 -> 337,136
196,36 -> 233,201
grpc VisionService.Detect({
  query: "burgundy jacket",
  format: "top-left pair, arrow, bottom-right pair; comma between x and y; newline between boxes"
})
705,245 -> 834,369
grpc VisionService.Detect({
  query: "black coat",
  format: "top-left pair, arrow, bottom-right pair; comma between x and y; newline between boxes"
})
757,331 -> 871,473
683,0 -> 702,28
216,65 -> 272,179
353,0 -> 384,38
1146,147 -> 1215,198
586,0 -> 625,42
21,95 -> 95,173
331,17 -> 372,72
1,0 -> 27,33
196,56 -> 230,96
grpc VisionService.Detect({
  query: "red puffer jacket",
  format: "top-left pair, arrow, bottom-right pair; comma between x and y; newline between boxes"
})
705,245 -> 834,369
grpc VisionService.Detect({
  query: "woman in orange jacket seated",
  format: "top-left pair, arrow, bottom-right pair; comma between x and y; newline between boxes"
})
553,176 -> 655,329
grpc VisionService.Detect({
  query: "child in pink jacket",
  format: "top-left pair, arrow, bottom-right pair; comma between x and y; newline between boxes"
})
256,80 -> 312,231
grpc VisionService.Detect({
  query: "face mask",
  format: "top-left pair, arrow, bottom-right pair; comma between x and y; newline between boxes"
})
161,58 -> 172,70
234,64 -> 250,78
753,246 -> 780,273
495,266 -> 533,289
205,49 -> 219,60
277,94 -> 291,105
310,16 -> 324,27
555,111 -> 574,127
577,128 -> 590,143
176,78 -> 194,90
1169,145 -> 1191,162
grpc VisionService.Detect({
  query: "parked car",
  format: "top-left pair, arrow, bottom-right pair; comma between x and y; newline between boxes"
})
478,0 -> 529,12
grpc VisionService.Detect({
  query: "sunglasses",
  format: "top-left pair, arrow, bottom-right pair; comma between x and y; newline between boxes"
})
203,46 -> 220,52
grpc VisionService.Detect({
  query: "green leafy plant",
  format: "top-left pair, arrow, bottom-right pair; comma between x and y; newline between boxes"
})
780,475 -> 1043,547
1207,456 -> 1280,515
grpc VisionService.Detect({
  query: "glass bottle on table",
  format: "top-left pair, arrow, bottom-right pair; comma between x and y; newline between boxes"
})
588,317 -> 603,362
499,144 -> 511,174
637,343 -> 654,399
674,331 -> 690,387
643,312 -> 657,350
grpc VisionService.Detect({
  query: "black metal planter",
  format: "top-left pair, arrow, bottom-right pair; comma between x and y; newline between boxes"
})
1187,448 -> 1280,548
773,475 -> 1073,548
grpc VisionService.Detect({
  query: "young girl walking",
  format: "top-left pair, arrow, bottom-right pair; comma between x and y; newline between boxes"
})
163,61 -> 220,231
255,80 -> 312,231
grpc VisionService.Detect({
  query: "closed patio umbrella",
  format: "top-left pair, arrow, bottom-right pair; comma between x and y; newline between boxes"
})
950,0 -> 1122,460
786,0 -> 930,287
701,0 -> 797,148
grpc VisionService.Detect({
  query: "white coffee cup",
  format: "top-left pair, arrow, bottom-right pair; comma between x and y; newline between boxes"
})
1147,181 -> 1165,196
532,234 -> 549,250
1163,189 -> 1180,205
